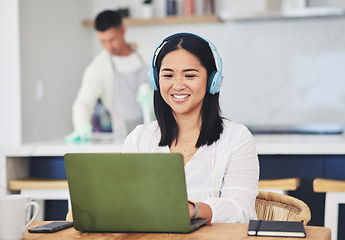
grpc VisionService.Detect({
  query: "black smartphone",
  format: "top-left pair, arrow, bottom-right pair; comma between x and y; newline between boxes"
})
28,221 -> 73,233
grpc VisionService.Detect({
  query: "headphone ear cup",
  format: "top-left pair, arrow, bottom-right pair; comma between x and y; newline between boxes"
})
208,70 -> 223,95
148,68 -> 159,91
207,71 -> 216,94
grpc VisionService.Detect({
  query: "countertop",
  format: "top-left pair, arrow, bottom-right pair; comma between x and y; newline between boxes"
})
253,134 -> 345,154
2,133 -> 345,156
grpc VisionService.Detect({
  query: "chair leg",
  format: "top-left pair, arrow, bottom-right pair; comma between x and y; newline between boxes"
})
324,192 -> 345,240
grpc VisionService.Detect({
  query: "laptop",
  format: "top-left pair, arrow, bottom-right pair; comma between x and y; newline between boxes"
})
64,153 -> 208,233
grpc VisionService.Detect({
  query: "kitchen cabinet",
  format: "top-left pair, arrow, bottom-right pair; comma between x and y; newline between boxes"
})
0,137 -> 121,220
259,154 -> 345,239
259,155 -> 324,227
324,155 -> 345,180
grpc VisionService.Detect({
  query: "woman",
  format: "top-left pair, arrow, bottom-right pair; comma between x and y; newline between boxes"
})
123,32 -> 259,223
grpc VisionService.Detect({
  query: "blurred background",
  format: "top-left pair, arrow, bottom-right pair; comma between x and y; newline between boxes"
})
1,0 -> 345,145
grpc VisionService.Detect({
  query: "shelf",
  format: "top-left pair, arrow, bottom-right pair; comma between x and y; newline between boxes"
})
82,14 -> 221,27
220,7 -> 345,21
82,7 -> 344,27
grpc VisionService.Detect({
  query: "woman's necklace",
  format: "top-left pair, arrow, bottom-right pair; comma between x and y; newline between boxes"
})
183,148 -> 198,158
172,134 -> 199,159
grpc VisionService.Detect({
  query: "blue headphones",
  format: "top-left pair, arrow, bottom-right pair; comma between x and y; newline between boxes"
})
148,32 -> 223,95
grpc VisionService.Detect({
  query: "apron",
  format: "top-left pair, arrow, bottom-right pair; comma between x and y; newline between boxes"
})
110,48 -> 149,141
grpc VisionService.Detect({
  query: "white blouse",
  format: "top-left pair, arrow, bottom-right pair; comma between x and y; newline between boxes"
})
122,119 -> 259,223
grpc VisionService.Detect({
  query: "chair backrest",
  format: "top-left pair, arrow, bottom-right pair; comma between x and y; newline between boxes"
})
255,191 -> 311,226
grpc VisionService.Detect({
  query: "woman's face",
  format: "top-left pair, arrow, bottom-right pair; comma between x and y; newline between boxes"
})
159,49 -> 207,117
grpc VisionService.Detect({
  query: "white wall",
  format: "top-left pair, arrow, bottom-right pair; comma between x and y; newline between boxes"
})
2,0 -> 345,145
19,0 -> 93,142
122,0 -> 345,127
90,0 -> 345,128
0,0 -> 22,147
221,19 -> 345,126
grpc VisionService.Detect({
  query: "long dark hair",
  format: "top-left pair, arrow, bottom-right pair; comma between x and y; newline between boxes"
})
154,33 -> 224,147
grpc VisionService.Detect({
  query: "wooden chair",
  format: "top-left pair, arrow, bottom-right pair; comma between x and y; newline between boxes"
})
255,191 -> 311,226
258,178 -> 300,195
313,178 -> 345,240
9,179 -> 70,221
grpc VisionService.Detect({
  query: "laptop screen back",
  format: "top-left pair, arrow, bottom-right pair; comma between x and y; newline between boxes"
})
64,153 -> 193,233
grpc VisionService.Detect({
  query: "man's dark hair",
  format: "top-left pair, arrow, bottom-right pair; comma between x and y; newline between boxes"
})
153,34 -> 224,148
95,10 -> 123,31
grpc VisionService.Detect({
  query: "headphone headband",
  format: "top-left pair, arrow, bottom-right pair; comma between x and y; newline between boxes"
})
148,32 -> 223,95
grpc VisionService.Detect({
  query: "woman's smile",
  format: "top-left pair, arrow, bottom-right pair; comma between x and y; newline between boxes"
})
172,94 -> 190,102
159,49 -> 207,116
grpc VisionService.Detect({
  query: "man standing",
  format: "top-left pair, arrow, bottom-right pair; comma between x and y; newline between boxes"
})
65,10 -> 152,142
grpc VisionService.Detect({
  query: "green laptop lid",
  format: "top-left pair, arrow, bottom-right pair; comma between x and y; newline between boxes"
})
64,153 -> 192,233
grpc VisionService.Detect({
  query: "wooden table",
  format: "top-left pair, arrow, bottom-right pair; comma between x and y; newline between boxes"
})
25,221 -> 331,240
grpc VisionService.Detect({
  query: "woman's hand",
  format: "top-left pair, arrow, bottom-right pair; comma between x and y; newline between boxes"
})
188,201 -> 197,219
188,200 -> 213,222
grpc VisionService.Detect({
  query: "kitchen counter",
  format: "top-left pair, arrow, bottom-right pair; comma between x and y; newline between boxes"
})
1,133 -> 345,226
1,133 -> 121,157
2,133 -> 345,157
253,134 -> 345,154
2,134 -> 345,195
